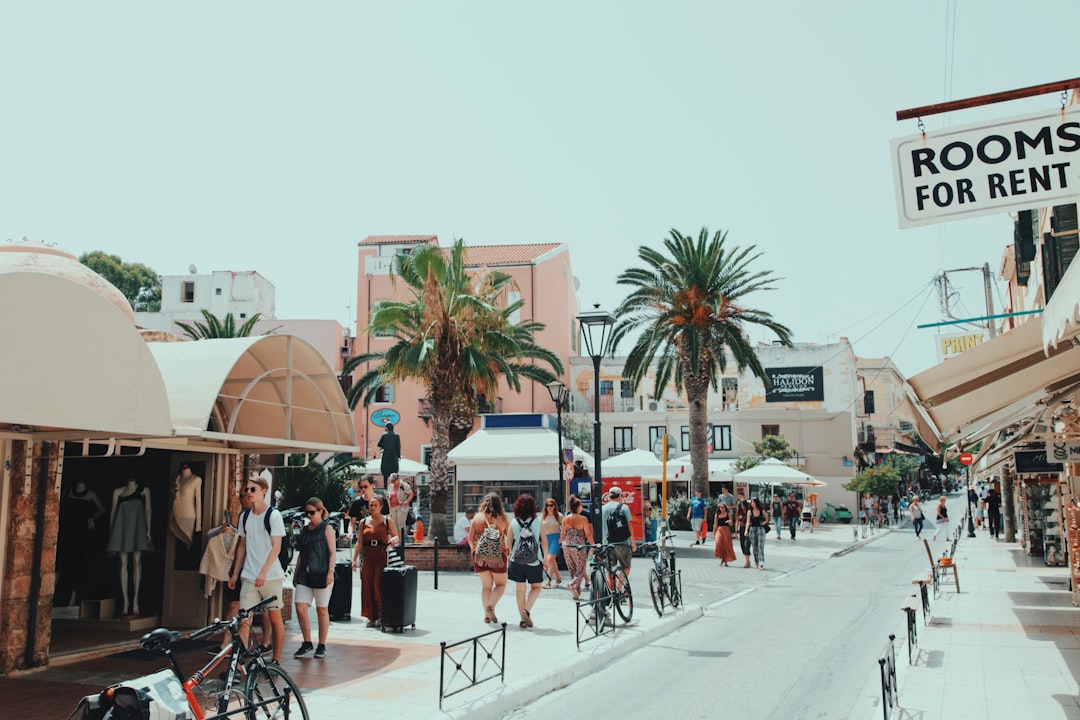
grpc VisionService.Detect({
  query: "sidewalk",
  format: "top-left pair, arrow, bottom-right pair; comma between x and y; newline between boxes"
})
10,521 -> 880,719
873,528 -> 1080,719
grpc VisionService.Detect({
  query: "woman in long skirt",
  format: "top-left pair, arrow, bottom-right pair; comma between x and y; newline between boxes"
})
713,501 -> 737,566
559,495 -> 594,599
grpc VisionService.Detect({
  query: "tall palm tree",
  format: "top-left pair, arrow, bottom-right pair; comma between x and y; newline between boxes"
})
176,309 -> 268,339
344,239 -> 563,542
612,227 -> 793,497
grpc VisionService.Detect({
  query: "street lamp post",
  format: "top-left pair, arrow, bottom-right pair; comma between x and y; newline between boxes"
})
546,380 -> 569,507
577,306 -> 616,542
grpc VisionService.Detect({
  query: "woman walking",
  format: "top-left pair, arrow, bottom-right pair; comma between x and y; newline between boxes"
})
468,492 -> 512,623
351,495 -> 399,628
713,500 -> 737,566
293,498 -> 335,659
540,498 -> 563,588
932,495 -> 950,542
909,496 -> 925,538
735,500 -> 752,568
559,495 -> 593,599
508,494 -> 544,628
770,493 -> 783,540
748,498 -> 768,570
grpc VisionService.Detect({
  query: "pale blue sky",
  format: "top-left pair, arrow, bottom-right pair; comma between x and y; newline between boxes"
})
4,1 -> 1078,376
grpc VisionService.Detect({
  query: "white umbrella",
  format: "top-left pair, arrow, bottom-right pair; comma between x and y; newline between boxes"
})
672,455 -> 736,482
734,457 -> 827,486
603,448 -> 691,478
392,457 -> 429,476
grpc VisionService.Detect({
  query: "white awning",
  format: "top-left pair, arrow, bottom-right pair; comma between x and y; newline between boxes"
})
1043,257 -> 1080,351
448,427 -> 592,469
149,335 -> 359,453
0,271 -> 173,437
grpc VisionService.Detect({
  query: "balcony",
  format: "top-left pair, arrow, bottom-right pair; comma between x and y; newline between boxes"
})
608,446 -> 635,456
477,396 -> 503,414
596,395 -> 636,413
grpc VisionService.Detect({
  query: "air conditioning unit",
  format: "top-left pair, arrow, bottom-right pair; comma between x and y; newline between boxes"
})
645,399 -> 666,412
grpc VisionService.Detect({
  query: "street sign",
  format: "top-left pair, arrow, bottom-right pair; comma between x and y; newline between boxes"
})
959,452 -> 974,466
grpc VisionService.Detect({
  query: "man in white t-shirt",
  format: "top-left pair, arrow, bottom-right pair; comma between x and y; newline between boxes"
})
454,506 -> 477,545
229,474 -> 286,663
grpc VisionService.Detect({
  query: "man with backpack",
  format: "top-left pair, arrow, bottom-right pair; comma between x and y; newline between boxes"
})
228,474 -> 286,664
602,486 -> 636,575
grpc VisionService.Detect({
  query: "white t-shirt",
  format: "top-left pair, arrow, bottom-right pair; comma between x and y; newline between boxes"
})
238,506 -> 286,582
454,514 -> 472,544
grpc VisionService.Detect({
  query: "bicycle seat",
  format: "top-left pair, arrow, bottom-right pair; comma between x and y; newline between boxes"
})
140,628 -> 182,653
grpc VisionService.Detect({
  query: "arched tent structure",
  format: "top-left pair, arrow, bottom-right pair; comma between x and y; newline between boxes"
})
149,335 -> 357,453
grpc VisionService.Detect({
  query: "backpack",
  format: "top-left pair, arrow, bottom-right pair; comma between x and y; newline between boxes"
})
242,507 -> 290,572
474,520 -> 504,565
511,518 -> 540,565
606,502 -> 631,543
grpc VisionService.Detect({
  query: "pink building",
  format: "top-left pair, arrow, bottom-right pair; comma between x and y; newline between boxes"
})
353,235 -> 579,468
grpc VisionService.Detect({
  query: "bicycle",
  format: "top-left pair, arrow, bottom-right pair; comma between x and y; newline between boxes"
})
567,542 -> 633,627
124,596 -> 307,719
640,530 -> 681,617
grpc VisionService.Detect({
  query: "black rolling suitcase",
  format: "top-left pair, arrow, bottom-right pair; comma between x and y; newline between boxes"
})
328,561 -> 352,621
380,565 -> 417,633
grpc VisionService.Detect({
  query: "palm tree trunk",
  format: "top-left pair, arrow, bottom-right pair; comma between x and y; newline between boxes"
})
427,388 -> 455,544
684,364 -> 712,498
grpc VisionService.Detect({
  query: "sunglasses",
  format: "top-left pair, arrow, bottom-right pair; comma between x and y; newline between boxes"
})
243,487 -> 259,494
305,509 -> 317,516
545,502 -> 556,506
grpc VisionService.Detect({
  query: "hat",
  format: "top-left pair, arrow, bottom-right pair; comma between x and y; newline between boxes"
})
609,486 -> 622,497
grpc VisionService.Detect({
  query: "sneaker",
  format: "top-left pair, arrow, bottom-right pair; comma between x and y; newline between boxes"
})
293,642 -> 314,659
314,644 -> 326,659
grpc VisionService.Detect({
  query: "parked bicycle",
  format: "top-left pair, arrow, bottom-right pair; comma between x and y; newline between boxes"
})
640,530 -> 681,617
70,596 -> 310,719
566,542 -> 633,628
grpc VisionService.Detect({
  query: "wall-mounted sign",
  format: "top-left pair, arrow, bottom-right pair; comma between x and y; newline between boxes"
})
936,332 -> 986,362
765,366 -> 824,402
891,106 -> 1080,228
1014,449 -> 1063,474
371,408 -> 401,427
1045,440 -> 1080,464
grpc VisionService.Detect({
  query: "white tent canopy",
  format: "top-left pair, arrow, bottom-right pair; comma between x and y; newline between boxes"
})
734,457 -> 827,486
603,448 -> 691,478
671,455 -> 735,481
448,427 -> 592,470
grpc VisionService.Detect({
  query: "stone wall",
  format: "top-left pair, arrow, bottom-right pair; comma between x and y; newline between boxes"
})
402,543 -> 472,571
0,440 -> 60,673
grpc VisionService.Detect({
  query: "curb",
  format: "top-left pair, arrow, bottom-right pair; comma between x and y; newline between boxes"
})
830,526 -> 895,558
444,604 -> 705,720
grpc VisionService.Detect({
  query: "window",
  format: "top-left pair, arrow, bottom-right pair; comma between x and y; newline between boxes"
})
712,424 -> 732,451
613,427 -> 633,453
215,288 -> 222,296
181,280 -> 195,303
620,380 -> 633,398
374,383 -> 394,403
649,426 -> 667,454
599,380 -> 614,397
761,424 -> 780,439
507,290 -> 521,325
239,313 -> 246,319
680,426 -> 691,452
721,377 -> 738,411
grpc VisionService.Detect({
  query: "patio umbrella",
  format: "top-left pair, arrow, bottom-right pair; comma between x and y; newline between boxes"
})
394,457 -> 429,476
734,457 -> 827,486
603,448 -> 691,478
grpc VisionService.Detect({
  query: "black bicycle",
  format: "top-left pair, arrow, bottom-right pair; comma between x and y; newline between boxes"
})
567,542 -> 633,628
640,531 -> 681,617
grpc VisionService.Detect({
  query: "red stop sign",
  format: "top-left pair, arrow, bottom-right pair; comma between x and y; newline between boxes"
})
959,452 -> 974,466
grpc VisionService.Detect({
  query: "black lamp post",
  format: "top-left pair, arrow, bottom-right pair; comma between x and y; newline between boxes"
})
577,305 -> 616,541
966,467 -> 976,537
546,380 -> 569,506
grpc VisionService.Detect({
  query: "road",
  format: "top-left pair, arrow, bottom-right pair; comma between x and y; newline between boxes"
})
505,528 -> 930,719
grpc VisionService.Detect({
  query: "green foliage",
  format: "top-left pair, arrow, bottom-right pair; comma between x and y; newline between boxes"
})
176,309 -> 271,339
273,454 -> 367,511
560,414 -> 594,452
79,251 -> 161,311
667,494 -> 691,530
733,434 -> 796,472
843,464 -> 900,497
888,454 -> 920,480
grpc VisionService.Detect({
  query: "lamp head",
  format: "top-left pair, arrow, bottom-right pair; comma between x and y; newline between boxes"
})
577,305 -> 616,359
546,379 -> 567,404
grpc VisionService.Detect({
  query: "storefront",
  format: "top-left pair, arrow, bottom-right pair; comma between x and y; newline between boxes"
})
0,241 -> 358,671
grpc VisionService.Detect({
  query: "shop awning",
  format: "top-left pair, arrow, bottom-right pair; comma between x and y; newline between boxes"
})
447,427 -> 592,469
908,319 -> 1080,453
149,335 -> 359,453
1043,256 -> 1080,351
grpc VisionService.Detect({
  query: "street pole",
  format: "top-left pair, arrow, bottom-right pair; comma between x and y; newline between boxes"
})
546,381 -> 568,508
966,466 -> 976,537
591,352 -> 603,543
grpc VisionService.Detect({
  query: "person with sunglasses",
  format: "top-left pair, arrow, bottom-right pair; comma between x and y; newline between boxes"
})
352,495 -> 400,628
228,475 -> 286,663
540,498 -> 563,588
292,498 -> 335,659
347,477 -> 378,540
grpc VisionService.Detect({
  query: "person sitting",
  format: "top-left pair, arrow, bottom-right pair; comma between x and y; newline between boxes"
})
454,506 -> 477,546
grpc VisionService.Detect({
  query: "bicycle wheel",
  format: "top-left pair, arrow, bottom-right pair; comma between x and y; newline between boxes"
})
589,568 -> 609,632
648,568 -> 664,617
612,566 -> 633,622
245,662 -> 310,720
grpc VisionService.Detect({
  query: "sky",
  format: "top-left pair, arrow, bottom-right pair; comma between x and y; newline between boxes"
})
3,1 -> 1079,378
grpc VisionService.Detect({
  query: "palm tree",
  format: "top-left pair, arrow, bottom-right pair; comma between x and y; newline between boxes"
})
343,239 -> 563,542
175,309 -> 269,339
612,227 -> 793,497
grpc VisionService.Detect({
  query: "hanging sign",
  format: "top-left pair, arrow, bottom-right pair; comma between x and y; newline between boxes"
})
765,366 -> 824,402
1046,440 -> 1080,464
936,332 -> 986,362
1014,449 -> 1064,474
370,408 -> 401,426
891,106 -> 1080,228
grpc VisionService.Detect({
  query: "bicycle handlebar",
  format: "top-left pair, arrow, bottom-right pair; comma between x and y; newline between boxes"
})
190,595 -> 278,640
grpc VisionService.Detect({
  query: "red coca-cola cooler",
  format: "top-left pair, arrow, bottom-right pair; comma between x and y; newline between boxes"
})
603,477 -> 645,541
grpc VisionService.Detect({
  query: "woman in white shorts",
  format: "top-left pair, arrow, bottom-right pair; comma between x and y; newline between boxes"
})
292,497 -> 336,659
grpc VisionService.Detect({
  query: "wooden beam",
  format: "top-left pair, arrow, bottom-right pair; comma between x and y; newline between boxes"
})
896,77 -> 1080,121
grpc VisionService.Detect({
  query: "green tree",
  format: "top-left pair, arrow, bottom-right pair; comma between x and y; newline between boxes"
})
273,454 -> 368,511
79,251 -> 161,311
843,464 -> 900,497
732,434 -> 797,473
612,227 -> 793,497
343,239 -> 563,543
176,308 -> 269,339
560,413 -> 594,452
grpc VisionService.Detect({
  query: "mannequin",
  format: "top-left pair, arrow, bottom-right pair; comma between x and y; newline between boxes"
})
107,479 -> 152,615
169,464 -> 202,548
56,480 -> 105,606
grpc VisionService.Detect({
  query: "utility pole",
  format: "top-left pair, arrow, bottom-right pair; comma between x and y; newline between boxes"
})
938,266 -> 998,336
982,262 -> 998,337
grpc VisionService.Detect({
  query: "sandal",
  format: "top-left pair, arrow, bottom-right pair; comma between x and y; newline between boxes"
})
520,609 -> 533,628
542,581 -> 551,589
555,578 -> 562,587
487,606 -> 498,624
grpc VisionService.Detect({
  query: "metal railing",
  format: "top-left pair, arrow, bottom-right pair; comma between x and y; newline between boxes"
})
439,623 -> 507,709
878,634 -> 898,720
902,606 -> 918,665
574,593 -> 617,648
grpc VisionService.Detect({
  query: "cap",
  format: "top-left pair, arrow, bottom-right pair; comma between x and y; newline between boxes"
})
609,486 -> 622,497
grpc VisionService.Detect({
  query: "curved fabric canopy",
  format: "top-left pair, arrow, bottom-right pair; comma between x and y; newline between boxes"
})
604,448 -> 691,478
0,271 -> 173,436
734,457 -> 826,486
149,335 -> 358,452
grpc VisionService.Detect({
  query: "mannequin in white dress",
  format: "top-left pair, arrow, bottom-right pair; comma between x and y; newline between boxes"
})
170,464 -> 202,548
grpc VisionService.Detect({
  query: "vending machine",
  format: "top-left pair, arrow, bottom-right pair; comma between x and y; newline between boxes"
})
603,476 -> 645,541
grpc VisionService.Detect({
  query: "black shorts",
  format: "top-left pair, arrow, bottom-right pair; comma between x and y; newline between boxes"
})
507,562 -> 544,584
225,580 -> 241,603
